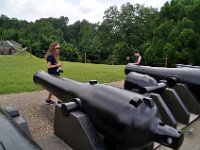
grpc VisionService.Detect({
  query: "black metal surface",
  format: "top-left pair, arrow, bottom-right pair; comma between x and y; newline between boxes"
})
0,107 -> 42,150
173,84 -> 200,115
34,70 -> 184,150
125,64 -> 200,106
125,72 -> 158,87
54,104 -> 105,150
161,88 -> 190,124
124,72 -> 177,127
150,94 -> 177,128
124,72 -> 167,94
123,70 -> 191,126
61,100 -> 80,117
125,64 -> 200,88
3,107 -> 31,136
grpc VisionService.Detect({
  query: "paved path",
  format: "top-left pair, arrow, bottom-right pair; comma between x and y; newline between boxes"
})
0,84 -> 200,150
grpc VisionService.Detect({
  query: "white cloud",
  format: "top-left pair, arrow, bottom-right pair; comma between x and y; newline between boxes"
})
5,0 -> 74,22
0,0 -> 170,24
76,0 -> 111,23
1,0 -> 111,24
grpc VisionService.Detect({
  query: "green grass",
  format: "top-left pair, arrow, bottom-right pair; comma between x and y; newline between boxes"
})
0,53 -> 125,95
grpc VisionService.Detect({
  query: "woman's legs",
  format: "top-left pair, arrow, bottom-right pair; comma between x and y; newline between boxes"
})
46,92 -> 62,104
47,92 -> 53,100
45,92 -> 55,104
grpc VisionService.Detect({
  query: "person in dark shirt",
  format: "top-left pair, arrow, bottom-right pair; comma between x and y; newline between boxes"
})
44,42 -> 63,104
132,49 -> 142,65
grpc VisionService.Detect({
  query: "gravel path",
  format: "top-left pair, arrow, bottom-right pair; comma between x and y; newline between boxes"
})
0,90 -> 55,138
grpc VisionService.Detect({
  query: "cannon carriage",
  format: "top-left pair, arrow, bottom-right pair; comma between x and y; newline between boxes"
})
124,64 -> 200,131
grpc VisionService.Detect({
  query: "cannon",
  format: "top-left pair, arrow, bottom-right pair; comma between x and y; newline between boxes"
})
33,70 -> 184,150
124,72 -> 167,94
125,64 -> 200,100
124,64 -> 200,125
124,71 -> 189,127
125,64 -> 200,87
0,107 -> 42,150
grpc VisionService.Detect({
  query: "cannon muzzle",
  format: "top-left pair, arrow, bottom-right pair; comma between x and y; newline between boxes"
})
124,72 -> 167,94
153,122 -> 184,149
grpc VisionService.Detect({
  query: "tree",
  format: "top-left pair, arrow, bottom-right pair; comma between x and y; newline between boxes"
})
99,3 -> 157,64
2,29 -> 18,40
60,42 -> 80,62
2,0 -> 200,65
143,0 -> 200,66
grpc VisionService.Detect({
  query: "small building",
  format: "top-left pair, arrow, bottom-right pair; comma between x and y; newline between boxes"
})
0,40 -> 22,55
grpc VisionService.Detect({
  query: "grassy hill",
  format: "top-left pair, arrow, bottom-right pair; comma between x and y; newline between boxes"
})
0,53 -> 125,95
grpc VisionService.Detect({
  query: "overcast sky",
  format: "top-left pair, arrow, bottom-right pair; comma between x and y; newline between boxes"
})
0,0 -> 171,24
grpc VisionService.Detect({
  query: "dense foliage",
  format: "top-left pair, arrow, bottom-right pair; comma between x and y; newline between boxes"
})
1,0 -> 200,66
143,0 -> 200,66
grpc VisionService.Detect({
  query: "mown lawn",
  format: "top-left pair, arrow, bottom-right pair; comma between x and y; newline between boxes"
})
0,53 -> 125,95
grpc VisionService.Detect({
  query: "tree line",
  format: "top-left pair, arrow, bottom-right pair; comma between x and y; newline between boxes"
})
0,0 -> 200,66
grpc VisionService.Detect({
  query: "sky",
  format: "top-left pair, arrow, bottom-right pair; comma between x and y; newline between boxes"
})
0,0 -> 171,24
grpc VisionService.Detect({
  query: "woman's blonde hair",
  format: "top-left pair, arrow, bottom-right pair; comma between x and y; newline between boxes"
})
44,42 -> 60,61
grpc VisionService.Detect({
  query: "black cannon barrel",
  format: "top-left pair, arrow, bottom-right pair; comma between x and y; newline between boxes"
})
125,64 -> 200,86
33,70 -> 184,150
125,64 -> 200,100
124,72 -> 167,94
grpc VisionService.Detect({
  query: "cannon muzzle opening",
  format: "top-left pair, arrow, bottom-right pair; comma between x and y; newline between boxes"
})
153,122 -> 184,150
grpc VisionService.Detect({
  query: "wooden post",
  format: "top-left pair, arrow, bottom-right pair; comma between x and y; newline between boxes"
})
165,57 -> 168,67
30,47 -> 32,59
112,54 -> 114,65
84,52 -> 86,63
